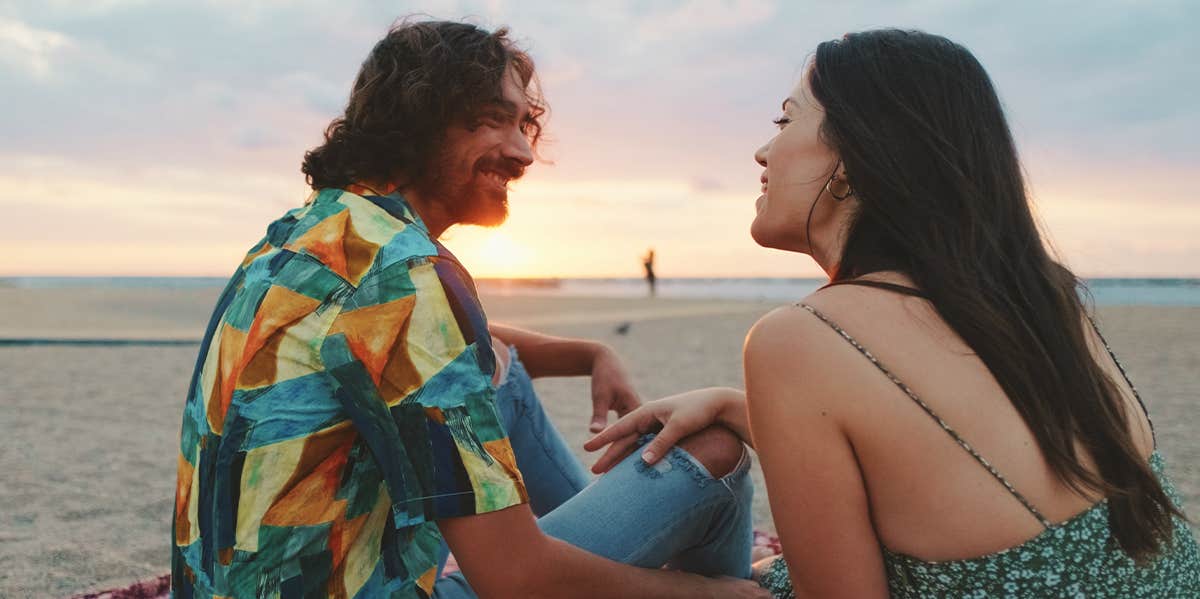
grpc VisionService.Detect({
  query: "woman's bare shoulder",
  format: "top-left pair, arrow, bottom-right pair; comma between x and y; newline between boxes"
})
746,284 -> 932,399
748,283 -> 904,351
745,302 -> 833,360
743,290 -> 888,405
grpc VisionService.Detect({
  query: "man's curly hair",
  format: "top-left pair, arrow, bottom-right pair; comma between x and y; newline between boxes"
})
301,20 -> 545,190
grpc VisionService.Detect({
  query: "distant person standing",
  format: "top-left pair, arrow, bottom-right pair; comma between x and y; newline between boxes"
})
643,248 -> 657,297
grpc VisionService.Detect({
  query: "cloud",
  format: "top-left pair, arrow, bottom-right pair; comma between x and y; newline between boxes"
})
0,14 -> 148,86
21,0 -> 152,18
0,17 -> 74,79
633,0 -> 777,44
538,57 -> 585,86
268,71 -> 347,115
0,1 -> 1197,276
691,177 -> 725,192
234,126 -> 286,150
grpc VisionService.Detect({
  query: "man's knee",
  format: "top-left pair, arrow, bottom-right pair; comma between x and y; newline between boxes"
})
676,426 -> 745,479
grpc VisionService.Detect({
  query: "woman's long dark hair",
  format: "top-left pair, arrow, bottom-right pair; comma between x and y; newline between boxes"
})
810,29 -> 1182,562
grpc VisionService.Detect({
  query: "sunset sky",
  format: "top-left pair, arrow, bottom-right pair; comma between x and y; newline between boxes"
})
3,1 -> 1197,278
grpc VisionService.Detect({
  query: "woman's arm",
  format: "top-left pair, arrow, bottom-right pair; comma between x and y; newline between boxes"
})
744,306 -> 889,599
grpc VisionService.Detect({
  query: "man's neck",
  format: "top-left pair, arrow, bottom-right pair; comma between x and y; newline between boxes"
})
402,189 -> 453,238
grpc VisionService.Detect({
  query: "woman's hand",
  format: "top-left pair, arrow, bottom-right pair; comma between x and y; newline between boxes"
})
583,387 -> 746,473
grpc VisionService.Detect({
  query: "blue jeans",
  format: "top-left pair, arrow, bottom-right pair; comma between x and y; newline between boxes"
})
433,350 -> 755,597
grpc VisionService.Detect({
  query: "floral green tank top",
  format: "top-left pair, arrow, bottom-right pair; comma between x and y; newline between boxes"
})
757,302 -> 1200,598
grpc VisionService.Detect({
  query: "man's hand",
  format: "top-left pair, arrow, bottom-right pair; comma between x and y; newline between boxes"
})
705,576 -> 774,599
488,323 -> 642,435
588,345 -> 642,433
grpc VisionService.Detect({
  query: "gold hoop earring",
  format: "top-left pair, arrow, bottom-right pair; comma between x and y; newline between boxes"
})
826,176 -> 854,201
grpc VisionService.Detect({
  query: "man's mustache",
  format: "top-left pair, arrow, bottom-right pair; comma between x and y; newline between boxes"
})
479,157 -> 525,181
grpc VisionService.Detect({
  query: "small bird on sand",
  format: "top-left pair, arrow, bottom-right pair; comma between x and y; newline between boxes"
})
614,322 -> 632,335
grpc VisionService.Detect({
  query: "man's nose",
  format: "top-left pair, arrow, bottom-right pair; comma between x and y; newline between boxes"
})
504,128 -> 534,167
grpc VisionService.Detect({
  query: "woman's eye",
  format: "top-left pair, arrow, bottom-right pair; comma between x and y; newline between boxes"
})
772,116 -> 791,129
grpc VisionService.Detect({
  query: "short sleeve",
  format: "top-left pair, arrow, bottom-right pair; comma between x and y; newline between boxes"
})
320,255 -> 527,527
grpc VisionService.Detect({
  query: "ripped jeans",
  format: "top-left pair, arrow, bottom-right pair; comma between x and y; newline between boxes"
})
432,350 -> 755,598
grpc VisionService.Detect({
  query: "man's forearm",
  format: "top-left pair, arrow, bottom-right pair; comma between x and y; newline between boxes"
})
444,506 -> 729,599
489,323 -> 605,378
524,536 -> 721,599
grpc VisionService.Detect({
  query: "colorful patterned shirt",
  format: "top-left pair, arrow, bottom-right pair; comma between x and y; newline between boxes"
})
172,189 -> 528,598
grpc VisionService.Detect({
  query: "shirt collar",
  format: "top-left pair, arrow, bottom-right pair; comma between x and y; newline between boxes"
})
340,185 -> 430,237
346,187 -> 470,274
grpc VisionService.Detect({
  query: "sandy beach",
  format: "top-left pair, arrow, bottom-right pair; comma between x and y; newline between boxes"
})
1,287 -> 1197,597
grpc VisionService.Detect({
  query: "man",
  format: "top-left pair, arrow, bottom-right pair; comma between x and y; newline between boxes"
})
172,20 -> 765,599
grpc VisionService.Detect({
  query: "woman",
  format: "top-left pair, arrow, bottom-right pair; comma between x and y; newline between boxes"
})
587,29 -> 1200,597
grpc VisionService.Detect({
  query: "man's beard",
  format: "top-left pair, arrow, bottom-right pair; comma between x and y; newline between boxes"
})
451,181 -> 509,227
416,158 -> 517,228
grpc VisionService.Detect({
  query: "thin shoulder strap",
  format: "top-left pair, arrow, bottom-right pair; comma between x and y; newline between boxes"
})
819,279 -> 931,299
1083,314 -> 1157,448
797,303 -> 1054,529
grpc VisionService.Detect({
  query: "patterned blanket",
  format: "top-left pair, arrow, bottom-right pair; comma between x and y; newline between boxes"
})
72,531 -> 783,598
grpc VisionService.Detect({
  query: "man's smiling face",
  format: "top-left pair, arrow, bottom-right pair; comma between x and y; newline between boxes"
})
417,66 -> 536,228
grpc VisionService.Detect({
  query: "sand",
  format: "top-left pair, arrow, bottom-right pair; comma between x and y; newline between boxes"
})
1,287 -> 1197,597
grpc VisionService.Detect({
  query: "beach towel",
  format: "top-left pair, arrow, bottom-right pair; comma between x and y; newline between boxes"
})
72,531 -> 784,598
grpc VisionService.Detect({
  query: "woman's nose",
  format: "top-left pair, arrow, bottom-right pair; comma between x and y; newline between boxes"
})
754,143 -> 769,167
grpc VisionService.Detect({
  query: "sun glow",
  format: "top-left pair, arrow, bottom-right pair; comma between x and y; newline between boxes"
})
449,230 -> 534,278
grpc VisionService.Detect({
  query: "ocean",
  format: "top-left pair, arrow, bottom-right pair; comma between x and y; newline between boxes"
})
4,276 -> 1200,306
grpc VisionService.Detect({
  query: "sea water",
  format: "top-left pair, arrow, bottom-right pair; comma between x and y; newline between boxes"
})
5,276 -> 1199,306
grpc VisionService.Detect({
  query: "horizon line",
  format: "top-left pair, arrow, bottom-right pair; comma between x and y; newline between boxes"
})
5,274 -> 1200,281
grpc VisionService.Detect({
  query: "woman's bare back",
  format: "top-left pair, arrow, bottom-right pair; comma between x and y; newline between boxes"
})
800,275 -> 1155,562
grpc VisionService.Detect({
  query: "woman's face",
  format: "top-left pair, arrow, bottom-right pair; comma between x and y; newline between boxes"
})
751,73 -> 844,255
